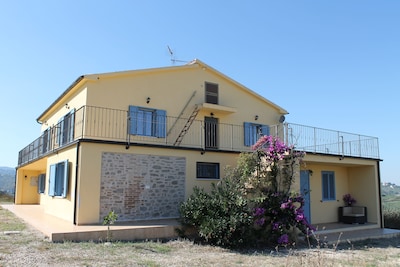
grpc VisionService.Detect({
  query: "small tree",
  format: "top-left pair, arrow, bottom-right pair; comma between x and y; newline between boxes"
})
103,210 -> 118,242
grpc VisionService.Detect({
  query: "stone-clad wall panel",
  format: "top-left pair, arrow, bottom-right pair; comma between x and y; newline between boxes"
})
100,152 -> 186,222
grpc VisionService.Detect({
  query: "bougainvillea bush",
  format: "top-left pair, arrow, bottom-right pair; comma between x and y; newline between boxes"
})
249,136 -> 314,246
252,192 -> 314,246
179,135 -> 314,248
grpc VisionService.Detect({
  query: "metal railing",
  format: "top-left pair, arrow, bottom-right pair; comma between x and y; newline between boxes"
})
285,123 -> 379,159
18,106 -> 380,166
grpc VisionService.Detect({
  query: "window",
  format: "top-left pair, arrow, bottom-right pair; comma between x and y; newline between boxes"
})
48,160 -> 69,197
41,128 -> 52,154
129,106 -> 166,137
197,162 -> 220,179
322,171 -> 335,201
244,122 -> 269,146
205,82 -> 218,104
57,109 -> 75,146
205,117 -> 218,149
37,173 -> 46,194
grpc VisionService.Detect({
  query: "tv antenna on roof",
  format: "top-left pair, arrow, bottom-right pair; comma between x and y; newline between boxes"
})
167,45 -> 189,65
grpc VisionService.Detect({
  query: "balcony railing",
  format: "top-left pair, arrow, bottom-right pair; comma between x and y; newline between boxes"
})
18,105 -> 380,166
284,123 -> 380,159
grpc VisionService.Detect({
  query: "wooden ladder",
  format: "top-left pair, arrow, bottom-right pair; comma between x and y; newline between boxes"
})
174,105 -> 200,146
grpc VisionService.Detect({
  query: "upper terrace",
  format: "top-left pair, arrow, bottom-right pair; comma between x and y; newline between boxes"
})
18,105 -> 380,167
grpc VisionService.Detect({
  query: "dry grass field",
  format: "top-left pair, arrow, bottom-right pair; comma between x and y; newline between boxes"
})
1,206 -> 400,267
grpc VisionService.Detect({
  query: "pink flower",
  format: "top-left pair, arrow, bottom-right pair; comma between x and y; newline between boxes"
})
278,234 -> 289,245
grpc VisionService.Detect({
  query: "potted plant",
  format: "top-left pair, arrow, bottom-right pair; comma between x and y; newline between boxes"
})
343,194 -> 356,206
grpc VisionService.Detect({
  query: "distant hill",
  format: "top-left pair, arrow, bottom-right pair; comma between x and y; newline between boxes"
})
0,167 -> 15,195
381,182 -> 400,197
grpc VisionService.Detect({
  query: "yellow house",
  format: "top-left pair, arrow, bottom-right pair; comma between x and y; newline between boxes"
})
15,59 -> 382,230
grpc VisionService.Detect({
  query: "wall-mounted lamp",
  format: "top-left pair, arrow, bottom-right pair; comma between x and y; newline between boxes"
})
65,103 -> 70,109
146,97 -> 151,104
210,112 -> 214,117
201,150 -> 205,155
255,115 -> 259,120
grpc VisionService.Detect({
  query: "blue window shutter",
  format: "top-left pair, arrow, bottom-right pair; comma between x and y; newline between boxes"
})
37,174 -> 45,194
55,162 -> 64,196
37,175 -> 41,194
155,109 -> 166,138
261,125 -> 270,136
68,109 -> 75,143
57,117 -> 64,146
322,173 -> 328,200
244,122 -> 252,146
49,164 -> 56,196
322,171 -> 335,200
328,173 -> 335,200
42,128 -> 50,154
61,160 -> 69,198
143,110 -> 152,135
129,106 -> 138,135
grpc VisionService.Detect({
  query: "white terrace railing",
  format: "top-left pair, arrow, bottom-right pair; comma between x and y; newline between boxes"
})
18,106 -> 380,166
284,123 -> 380,159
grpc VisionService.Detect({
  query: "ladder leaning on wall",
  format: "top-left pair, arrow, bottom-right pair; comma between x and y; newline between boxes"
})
173,104 -> 200,146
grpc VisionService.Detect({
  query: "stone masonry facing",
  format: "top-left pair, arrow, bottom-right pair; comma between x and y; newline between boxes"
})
100,152 -> 186,222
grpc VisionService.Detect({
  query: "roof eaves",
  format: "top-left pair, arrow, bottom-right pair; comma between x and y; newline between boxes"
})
36,75 -> 85,123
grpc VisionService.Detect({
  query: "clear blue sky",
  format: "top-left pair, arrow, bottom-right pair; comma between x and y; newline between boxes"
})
1,1 -> 399,183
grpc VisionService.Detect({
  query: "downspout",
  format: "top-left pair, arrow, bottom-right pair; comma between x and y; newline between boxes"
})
73,141 -> 80,225
377,160 -> 383,228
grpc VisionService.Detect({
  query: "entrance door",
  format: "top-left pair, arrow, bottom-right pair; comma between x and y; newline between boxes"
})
205,117 -> 218,149
300,170 -> 311,223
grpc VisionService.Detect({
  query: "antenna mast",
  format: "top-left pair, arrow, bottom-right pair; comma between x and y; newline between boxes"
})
167,46 -> 188,65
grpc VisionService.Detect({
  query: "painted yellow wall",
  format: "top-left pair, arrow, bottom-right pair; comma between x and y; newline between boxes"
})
84,66 -> 283,127
15,157 -> 47,204
75,142 -> 239,225
305,164 -> 348,224
348,165 -> 380,225
302,154 -> 380,225
38,146 -> 77,223
14,170 -> 41,204
39,86 -> 88,132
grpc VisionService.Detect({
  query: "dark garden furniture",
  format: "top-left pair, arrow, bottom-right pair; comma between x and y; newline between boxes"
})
338,206 -> 367,224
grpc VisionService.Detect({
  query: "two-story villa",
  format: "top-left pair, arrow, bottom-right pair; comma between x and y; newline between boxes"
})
15,59 -> 382,234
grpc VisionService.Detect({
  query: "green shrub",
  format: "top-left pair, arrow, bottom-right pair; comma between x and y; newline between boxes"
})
179,176 -> 252,248
383,207 -> 400,229
179,136 -> 308,248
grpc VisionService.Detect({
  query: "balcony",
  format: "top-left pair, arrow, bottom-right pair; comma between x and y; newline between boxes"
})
18,105 -> 380,167
284,123 -> 380,159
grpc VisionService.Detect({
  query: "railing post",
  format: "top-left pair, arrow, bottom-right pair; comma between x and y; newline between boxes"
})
339,135 -> 344,158
314,127 -> 317,153
81,105 -> 86,138
231,124 -> 233,150
200,121 -> 204,150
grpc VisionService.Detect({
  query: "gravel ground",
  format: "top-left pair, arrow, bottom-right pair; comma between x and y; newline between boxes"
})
1,207 -> 400,266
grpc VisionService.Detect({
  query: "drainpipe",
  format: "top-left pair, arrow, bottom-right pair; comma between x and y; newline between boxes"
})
73,141 -> 80,225
377,160 -> 383,228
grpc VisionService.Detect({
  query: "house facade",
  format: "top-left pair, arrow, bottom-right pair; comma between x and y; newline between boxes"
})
15,60 -> 382,229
